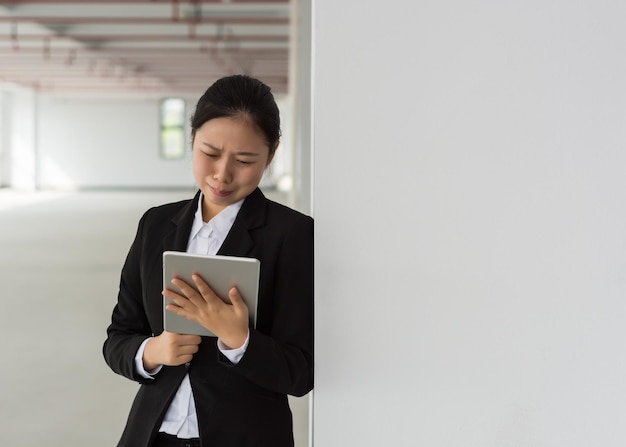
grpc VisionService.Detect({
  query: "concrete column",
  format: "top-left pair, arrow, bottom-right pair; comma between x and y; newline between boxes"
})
7,86 -> 38,190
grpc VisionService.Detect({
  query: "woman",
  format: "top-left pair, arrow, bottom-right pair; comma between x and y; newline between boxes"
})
103,75 -> 313,447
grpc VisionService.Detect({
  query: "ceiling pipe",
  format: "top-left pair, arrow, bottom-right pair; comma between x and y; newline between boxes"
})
11,21 -> 19,50
0,47 -> 287,58
66,48 -> 77,65
0,0 -> 289,3
0,16 -> 288,25
0,34 -> 288,42
190,0 -> 203,25
43,36 -> 51,59
171,0 -> 180,22
0,0 -> 290,95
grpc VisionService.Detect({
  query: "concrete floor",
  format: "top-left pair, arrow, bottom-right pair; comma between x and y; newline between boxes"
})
0,189 -> 310,447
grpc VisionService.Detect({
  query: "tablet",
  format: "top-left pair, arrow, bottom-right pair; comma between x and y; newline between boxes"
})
162,251 -> 260,337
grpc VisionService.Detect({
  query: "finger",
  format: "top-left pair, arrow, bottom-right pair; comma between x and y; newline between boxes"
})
164,297 -> 198,323
191,274 -> 221,303
179,335 -> 202,345
173,277 -> 213,310
174,354 -> 194,365
162,290 -> 194,314
164,302 -> 192,320
177,344 -> 200,355
228,287 -> 248,311
170,276 -> 201,299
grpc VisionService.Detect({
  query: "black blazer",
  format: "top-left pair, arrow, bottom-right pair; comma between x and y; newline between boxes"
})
103,188 -> 313,447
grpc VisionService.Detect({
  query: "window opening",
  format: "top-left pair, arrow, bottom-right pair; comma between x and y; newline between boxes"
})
159,98 -> 186,160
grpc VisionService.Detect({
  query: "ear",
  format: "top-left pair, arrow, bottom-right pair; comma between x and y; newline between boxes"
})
267,141 -> 279,165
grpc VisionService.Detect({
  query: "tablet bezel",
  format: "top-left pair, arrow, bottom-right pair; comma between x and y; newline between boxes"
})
162,251 -> 260,337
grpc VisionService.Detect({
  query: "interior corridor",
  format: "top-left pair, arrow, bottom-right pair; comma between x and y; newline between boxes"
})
0,188 -> 309,447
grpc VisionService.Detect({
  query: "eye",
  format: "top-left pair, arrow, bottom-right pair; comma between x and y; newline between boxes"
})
237,160 -> 254,165
202,152 -> 218,159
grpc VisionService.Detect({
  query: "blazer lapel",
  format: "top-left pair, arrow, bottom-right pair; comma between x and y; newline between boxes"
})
218,187 -> 267,257
164,190 -> 200,252
160,188 -> 267,257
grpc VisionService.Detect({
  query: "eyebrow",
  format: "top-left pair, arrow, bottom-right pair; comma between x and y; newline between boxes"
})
202,143 -> 261,157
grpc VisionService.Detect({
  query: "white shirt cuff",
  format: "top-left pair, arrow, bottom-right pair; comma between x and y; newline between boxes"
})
217,330 -> 250,364
134,337 -> 162,378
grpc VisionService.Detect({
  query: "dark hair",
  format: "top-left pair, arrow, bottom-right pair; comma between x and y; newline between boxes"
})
190,75 -> 281,157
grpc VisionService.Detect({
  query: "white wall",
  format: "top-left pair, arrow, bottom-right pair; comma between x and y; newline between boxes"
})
313,1 -> 626,446
9,94 -> 293,191
290,0 -> 313,215
8,87 -> 38,190
37,96 -> 194,189
0,90 -> 9,186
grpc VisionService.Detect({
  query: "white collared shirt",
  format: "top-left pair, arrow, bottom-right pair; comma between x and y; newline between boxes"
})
134,194 -> 248,438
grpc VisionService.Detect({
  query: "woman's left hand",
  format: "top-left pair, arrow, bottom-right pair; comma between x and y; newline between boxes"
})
163,274 -> 249,349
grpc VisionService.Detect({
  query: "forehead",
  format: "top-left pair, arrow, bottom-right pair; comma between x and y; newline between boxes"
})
194,117 -> 268,151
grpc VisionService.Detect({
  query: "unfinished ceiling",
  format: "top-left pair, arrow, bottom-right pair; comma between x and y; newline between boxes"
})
0,0 -> 292,95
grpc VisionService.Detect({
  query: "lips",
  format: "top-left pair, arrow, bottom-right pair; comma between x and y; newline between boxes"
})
209,185 -> 233,198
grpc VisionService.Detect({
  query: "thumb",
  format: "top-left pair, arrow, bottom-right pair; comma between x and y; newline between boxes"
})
228,287 -> 247,310
228,287 -> 248,312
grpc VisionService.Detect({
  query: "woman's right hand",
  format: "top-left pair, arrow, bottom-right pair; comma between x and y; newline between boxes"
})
142,331 -> 202,371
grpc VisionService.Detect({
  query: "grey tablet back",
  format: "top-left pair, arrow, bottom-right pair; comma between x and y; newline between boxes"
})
162,251 -> 260,337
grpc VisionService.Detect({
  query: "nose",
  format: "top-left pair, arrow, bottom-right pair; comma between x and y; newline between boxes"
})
213,158 -> 232,184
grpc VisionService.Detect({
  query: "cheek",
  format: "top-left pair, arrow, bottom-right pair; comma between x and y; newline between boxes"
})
192,155 -> 210,172
247,166 -> 266,183
192,159 -> 210,182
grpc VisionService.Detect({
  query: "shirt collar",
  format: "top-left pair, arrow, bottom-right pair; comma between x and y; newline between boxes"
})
188,193 -> 244,242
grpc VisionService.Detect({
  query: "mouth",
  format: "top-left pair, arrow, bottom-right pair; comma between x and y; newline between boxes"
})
209,185 -> 233,198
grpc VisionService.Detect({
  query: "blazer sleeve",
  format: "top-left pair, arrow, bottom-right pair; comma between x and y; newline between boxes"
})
102,210 -> 154,384
219,215 -> 314,397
